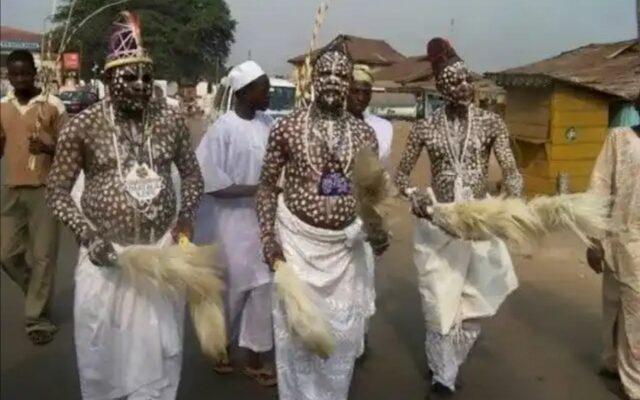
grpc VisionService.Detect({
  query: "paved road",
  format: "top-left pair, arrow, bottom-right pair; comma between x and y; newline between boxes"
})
0,119 -> 626,400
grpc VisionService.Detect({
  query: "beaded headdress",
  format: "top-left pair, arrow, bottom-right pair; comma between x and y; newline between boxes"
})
426,37 -> 462,77
104,11 -> 152,71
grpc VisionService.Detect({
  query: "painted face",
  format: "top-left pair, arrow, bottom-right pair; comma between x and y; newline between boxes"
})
436,61 -> 474,106
312,51 -> 352,110
107,62 -> 153,112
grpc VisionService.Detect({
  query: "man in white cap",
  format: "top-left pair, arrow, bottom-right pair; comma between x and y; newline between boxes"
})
347,64 -> 394,359
196,60 -> 276,386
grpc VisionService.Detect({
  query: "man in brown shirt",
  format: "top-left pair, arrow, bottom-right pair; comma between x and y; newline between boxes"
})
0,50 -> 68,345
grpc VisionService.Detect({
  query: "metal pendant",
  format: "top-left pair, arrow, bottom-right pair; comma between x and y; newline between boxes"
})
123,162 -> 164,203
318,171 -> 351,196
453,175 -> 474,201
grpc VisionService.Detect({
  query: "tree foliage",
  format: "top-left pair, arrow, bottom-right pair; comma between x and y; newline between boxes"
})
52,0 -> 235,83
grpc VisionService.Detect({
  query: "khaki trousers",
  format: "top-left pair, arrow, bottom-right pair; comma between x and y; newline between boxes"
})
1,185 -> 58,332
602,240 -> 640,400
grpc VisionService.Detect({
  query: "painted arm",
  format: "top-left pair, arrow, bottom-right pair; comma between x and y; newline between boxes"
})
256,122 -> 288,267
394,121 -> 434,218
492,117 -> 523,197
394,121 -> 424,195
360,123 -> 391,255
46,119 -> 92,243
173,115 -> 205,238
46,120 -> 119,267
365,123 -> 380,156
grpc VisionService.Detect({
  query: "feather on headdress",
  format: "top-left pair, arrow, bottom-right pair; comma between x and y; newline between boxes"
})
426,37 -> 462,77
105,11 -> 153,70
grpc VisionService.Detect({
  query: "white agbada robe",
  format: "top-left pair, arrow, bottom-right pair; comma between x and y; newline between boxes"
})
360,112 -> 394,339
274,197 -> 369,400
75,233 -> 185,400
364,111 -> 393,169
196,110 -> 274,352
590,128 -> 640,399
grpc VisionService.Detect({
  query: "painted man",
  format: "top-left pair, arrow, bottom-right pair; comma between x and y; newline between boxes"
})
587,90 -> 640,400
0,50 -> 68,345
256,48 -> 388,400
196,60 -> 276,386
395,38 -> 523,395
46,12 -> 203,400
347,63 -> 395,358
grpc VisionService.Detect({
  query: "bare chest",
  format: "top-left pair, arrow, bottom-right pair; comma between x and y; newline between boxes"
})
423,119 -> 493,168
82,118 -> 179,175
286,120 -> 371,178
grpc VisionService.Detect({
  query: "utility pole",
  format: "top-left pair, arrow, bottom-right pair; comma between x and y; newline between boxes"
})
450,18 -> 456,43
636,0 -> 639,39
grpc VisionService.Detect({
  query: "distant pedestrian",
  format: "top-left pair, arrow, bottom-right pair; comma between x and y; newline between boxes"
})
347,64 -> 393,169
347,64 -> 395,359
0,50 -> 67,345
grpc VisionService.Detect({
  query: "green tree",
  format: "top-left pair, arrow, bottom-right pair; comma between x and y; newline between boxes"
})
52,0 -> 235,83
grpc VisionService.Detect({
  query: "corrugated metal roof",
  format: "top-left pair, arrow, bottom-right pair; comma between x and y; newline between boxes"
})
488,39 -> 639,100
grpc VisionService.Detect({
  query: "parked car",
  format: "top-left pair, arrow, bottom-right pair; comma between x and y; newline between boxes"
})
59,90 -> 99,114
369,91 -> 417,120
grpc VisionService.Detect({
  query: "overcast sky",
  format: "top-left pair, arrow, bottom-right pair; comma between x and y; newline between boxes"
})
1,0 -> 636,74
